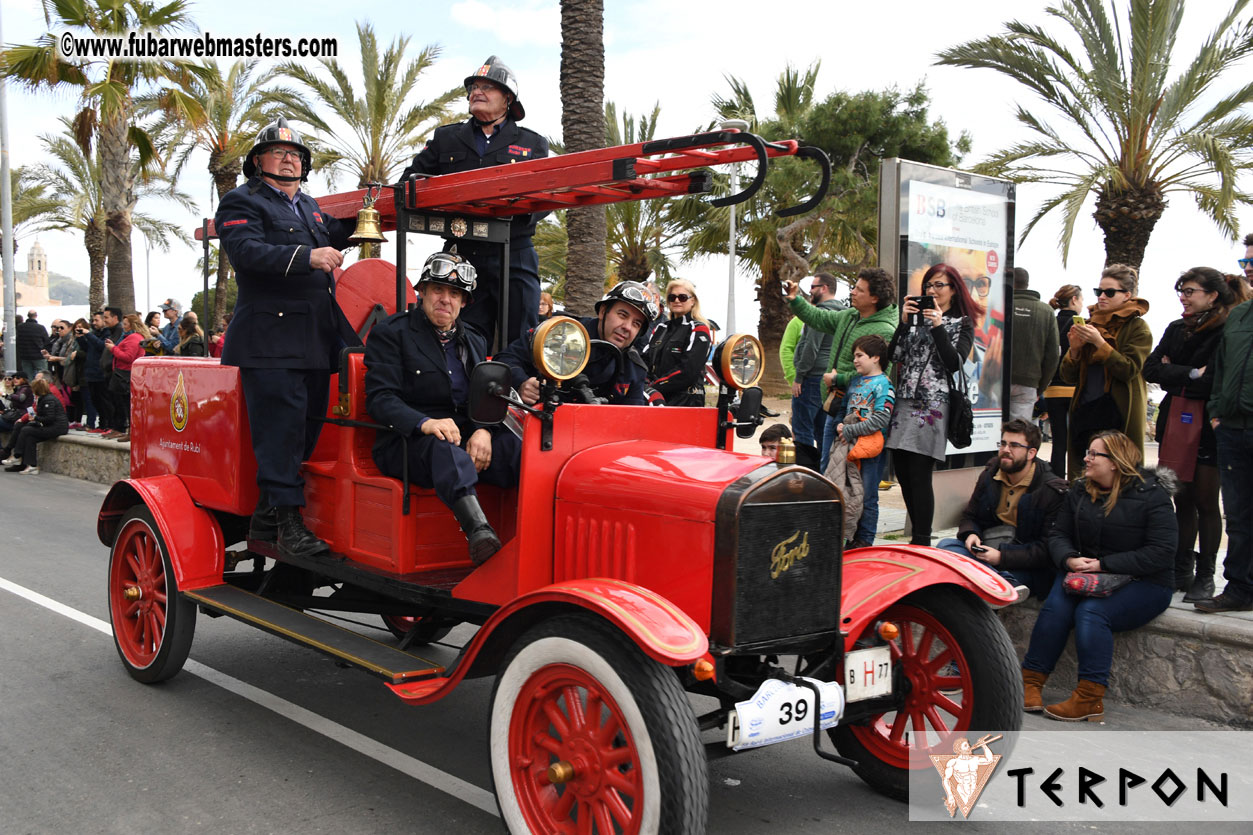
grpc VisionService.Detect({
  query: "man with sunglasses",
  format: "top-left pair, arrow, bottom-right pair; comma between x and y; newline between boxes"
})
1239,233 -> 1253,290
365,250 -> 521,565
936,419 -> 1068,598
215,115 -> 362,560
1009,267 -> 1060,422
401,56 -> 548,346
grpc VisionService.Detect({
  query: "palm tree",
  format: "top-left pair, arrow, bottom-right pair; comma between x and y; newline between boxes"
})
2,0 -> 208,313
936,0 -> 1253,268
146,60 -> 269,325
559,0 -> 607,316
1,168 -> 63,257
29,123 -> 192,310
264,23 -> 460,257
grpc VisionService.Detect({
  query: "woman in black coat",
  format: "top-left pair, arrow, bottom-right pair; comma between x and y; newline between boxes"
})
1043,284 -> 1082,475
1020,430 -> 1176,723
644,279 -> 713,407
3,377 -> 69,475
1143,267 -> 1234,602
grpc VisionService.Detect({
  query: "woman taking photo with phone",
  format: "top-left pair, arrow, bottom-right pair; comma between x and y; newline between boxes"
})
1059,264 -> 1152,480
886,263 -> 979,545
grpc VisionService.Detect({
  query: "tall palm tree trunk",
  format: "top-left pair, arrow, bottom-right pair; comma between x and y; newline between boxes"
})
756,264 -> 792,395
560,0 -> 606,316
210,156 -> 241,325
100,109 -> 136,312
85,220 -> 107,311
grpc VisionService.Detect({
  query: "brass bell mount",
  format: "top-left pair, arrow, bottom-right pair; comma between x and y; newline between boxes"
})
348,183 -> 386,244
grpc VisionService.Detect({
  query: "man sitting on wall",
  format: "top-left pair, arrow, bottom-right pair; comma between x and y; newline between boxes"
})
936,418 -> 1068,597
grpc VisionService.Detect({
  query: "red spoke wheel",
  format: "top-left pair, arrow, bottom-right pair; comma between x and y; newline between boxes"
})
108,506 -> 196,683
832,586 -> 1021,800
489,615 -> 707,834
380,614 -> 453,646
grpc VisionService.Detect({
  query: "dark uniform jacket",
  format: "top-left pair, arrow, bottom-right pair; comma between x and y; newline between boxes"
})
215,177 -> 360,371
1144,310 -> 1226,460
364,308 -> 489,464
400,118 -> 549,245
496,315 -> 648,405
1047,468 -> 1178,588
956,459 -> 1069,572
644,314 -> 712,403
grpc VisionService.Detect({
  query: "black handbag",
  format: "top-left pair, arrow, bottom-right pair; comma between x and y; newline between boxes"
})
946,365 -> 973,449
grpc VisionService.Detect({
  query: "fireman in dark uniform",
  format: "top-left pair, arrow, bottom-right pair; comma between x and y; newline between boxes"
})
496,281 -> 655,406
364,250 -> 521,565
400,56 -> 547,346
216,116 -> 361,559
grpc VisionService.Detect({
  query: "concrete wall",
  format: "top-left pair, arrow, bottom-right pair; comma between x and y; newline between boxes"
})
36,434 -> 129,484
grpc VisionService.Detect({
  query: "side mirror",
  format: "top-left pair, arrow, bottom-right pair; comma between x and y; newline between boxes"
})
468,361 -> 512,425
736,386 -> 764,438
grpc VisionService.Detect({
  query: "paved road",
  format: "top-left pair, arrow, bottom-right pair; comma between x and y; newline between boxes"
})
0,473 -> 1240,834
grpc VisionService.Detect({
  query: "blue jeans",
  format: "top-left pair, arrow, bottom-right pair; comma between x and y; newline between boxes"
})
1022,575 -> 1172,686
854,450 -> 885,544
790,375 -> 823,447
1215,425 -> 1253,603
936,538 -> 1055,599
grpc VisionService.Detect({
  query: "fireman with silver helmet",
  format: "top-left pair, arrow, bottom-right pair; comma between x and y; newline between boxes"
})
363,249 -> 522,565
216,115 -> 361,561
400,56 -> 549,347
496,281 -> 654,407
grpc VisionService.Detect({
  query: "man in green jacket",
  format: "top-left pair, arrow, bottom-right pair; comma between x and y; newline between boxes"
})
779,316 -> 804,387
1197,297 -> 1253,613
784,267 -> 899,547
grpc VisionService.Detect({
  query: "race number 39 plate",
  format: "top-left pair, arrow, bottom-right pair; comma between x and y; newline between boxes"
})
726,677 -> 845,751
843,646 -> 893,702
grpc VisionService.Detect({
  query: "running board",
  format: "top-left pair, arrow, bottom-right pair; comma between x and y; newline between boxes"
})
185,585 -> 445,685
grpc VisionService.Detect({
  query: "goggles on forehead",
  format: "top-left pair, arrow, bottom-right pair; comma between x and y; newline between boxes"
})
426,253 -> 477,285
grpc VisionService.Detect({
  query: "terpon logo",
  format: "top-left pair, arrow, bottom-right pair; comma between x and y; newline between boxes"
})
929,734 -> 1003,818
170,371 -> 189,432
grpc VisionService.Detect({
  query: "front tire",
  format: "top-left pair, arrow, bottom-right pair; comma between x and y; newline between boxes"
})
832,586 -> 1021,800
489,614 -> 707,834
108,506 -> 196,683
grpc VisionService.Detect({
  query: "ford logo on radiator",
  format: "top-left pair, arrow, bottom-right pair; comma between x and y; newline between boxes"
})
769,531 -> 809,579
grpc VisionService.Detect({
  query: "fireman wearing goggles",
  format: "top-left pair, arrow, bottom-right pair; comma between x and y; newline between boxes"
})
400,56 -> 549,346
215,115 -> 361,561
496,281 -> 654,407
363,250 -> 521,565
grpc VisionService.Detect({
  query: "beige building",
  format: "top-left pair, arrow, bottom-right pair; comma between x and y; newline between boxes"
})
15,240 -> 59,307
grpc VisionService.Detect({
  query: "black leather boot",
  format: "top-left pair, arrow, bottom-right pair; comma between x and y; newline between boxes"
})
1173,550 -> 1196,592
249,505 -> 278,543
452,494 -> 502,566
1184,552 -> 1216,602
275,506 -> 331,559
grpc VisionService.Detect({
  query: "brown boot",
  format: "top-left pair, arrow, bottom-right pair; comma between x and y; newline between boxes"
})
1022,669 -> 1048,713
1044,679 -> 1105,722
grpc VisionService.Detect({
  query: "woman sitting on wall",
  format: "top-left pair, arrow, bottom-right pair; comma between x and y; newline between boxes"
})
1020,430 -> 1176,722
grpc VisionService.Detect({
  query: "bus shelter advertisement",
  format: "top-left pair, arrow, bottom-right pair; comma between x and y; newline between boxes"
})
897,167 -> 1014,456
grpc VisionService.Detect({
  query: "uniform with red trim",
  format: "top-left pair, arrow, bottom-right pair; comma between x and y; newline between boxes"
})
644,314 -> 713,407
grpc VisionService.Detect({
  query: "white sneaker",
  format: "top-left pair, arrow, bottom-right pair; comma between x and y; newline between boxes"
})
1,457 -> 18,466
19,466 -> 39,475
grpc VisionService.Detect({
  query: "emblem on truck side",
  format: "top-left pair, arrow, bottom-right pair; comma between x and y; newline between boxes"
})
170,371 -> 189,432
769,531 -> 809,579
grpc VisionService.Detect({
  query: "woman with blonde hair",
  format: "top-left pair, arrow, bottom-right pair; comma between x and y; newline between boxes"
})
175,312 -> 207,357
1020,430 -> 1175,722
537,291 -> 555,321
1059,263 -> 1152,479
644,278 -> 713,406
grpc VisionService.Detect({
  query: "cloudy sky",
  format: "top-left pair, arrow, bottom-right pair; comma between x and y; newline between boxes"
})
3,0 -> 1250,340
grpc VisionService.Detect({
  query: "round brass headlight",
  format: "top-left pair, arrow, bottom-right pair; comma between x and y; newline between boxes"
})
531,316 -> 590,381
714,333 -> 764,390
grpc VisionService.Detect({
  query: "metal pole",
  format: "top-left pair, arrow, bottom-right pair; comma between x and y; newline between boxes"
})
0,6 -> 17,374
144,233 -> 151,313
720,119 -> 749,335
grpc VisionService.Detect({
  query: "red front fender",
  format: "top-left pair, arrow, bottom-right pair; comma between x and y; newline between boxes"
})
98,476 -> 225,591
387,578 -> 708,705
840,544 -> 1018,650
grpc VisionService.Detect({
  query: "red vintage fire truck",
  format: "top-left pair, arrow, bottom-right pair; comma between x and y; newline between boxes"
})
98,130 -> 1022,833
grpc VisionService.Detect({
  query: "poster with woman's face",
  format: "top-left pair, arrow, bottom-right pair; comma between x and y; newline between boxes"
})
902,179 -> 1011,455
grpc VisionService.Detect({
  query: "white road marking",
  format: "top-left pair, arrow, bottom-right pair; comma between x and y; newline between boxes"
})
0,575 -> 500,818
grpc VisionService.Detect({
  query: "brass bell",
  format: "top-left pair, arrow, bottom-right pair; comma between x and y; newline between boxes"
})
348,183 -> 386,244
775,436 -> 796,465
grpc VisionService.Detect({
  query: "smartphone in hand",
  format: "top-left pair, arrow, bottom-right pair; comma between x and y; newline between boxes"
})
970,544 -> 988,553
